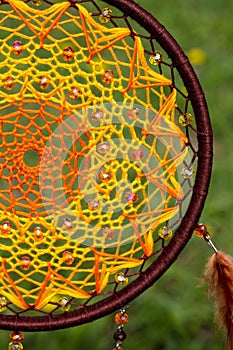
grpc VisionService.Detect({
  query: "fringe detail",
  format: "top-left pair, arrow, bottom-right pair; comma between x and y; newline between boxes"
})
204,251 -> 233,350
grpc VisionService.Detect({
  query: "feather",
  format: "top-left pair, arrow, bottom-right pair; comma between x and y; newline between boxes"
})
204,251 -> 233,350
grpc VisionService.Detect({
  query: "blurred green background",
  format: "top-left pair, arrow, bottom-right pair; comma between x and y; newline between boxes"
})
1,0 -> 233,349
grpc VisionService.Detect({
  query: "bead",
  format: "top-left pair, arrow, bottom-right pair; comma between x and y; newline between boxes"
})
39,76 -> 50,89
69,87 -> 81,100
115,272 -> 128,286
99,170 -> 112,182
113,328 -> 127,342
63,217 -> 74,230
12,41 -> 23,56
130,149 -> 144,161
62,47 -> 74,62
8,342 -> 23,350
115,312 -> 129,325
194,223 -> 208,237
62,251 -> 74,265
20,256 -> 31,270
59,297 -> 71,312
124,191 -> 138,203
181,167 -> 195,178
33,226 -> 44,241
32,0 -> 42,5
102,227 -> 115,240
102,70 -> 114,84
96,141 -> 110,154
0,297 -> 7,312
99,8 -> 112,23
179,113 -> 194,126
126,107 -> 140,119
10,332 -> 24,343
149,51 -> 163,65
87,199 -> 100,210
0,221 -> 12,235
2,76 -> 14,90
113,347 -> 123,350
158,226 -> 173,240
90,109 -> 104,121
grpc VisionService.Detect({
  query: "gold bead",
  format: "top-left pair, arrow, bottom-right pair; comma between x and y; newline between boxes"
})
115,312 -> 129,325
10,332 -> 24,343
181,167 -> 195,178
62,47 -> 74,62
8,342 -> 23,350
2,76 -> 14,90
179,113 -> 193,126
0,296 -> 7,312
68,87 -> 81,100
99,8 -> 112,23
12,41 -> 23,56
115,272 -> 128,286
194,223 -> 208,237
20,256 -> 31,271
59,297 -> 71,312
0,221 -> 12,235
149,51 -> 163,65
39,76 -> 50,89
62,251 -> 74,265
158,226 -> 173,240
101,70 -> 114,84
33,226 -> 44,241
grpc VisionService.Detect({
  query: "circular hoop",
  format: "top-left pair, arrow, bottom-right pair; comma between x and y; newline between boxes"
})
0,0 -> 212,331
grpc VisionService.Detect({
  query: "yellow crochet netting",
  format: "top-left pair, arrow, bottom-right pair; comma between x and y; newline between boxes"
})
0,0 -> 193,313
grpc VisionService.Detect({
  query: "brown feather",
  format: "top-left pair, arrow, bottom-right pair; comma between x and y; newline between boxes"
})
204,251 -> 233,350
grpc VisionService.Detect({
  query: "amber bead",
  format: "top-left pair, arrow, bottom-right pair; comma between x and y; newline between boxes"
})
63,217 -> 74,230
179,113 -> 193,126
69,87 -> 81,100
90,109 -> 104,121
96,141 -> 110,153
126,107 -> 140,119
10,332 -> 24,343
115,312 -> 129,325
39,76 -> 50,89
102,70 -> 114,84
62,251 -> 74,265
113,347 -> 123,350
194,223 -> 208,237
124,191 -> 138,203
3,76 -> 14,90
62,47 -> 74,62
113,328 -> 127,342
0,221 -> 12,235
102,227 -> 115,240
87,199 -> 100,210
99,8 -> 112,23
99,170 -> 112,183
20,256 -> 31,271
33,226 -> 44,241
12,41 -> 23,56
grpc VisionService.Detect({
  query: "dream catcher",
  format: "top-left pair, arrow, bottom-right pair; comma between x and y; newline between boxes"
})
0,0 -> 230,349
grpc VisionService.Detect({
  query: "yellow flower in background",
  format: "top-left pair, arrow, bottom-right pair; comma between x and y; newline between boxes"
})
187,48 -> 206,65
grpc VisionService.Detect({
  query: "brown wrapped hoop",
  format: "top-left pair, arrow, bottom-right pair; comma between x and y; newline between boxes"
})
0,0 -> 212,332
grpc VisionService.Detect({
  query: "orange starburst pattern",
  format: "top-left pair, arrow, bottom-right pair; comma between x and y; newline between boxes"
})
0,1 -> 196,315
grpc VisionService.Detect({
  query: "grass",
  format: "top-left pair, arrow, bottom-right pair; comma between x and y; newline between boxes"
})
1,0 -> 233,349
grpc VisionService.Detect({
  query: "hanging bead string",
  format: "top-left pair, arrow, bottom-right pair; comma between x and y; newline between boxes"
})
113,308 -> 129,350
9,331 -> 24,349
